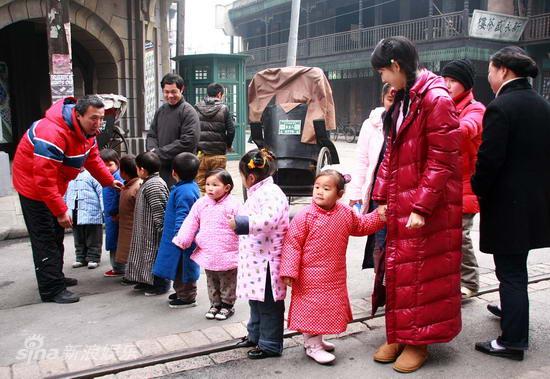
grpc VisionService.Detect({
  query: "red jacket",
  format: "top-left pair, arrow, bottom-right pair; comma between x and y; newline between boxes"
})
372,70 -> 462,345
454,91 -> 485,214
12,98 -> 114,216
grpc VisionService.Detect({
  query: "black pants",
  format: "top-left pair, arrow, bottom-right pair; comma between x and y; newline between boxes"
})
494,253 -> 529,350
247,265 -> 285,354
19,195 -> 66,301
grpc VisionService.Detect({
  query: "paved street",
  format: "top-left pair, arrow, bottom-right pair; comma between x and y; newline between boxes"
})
164,286 -> 550,379
0,140 -> 549,378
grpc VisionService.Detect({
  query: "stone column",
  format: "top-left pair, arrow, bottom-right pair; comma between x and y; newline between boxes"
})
159,0 -> 171,74
46,0 -> 73,103
487,0 -> 515,15
176,0 -> 185,56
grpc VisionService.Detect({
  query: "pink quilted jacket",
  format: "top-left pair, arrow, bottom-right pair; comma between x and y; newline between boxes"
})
172,194 -> 241,271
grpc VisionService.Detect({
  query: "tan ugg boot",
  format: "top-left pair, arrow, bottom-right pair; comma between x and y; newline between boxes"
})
393,344 -> 428,373
373,342 -> 405,363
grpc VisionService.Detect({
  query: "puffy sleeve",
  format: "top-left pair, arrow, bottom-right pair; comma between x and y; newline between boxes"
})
350,209 -> 385,237
172,199 -> 201,249
280,209 -> 308,279
412,95 -> 460,217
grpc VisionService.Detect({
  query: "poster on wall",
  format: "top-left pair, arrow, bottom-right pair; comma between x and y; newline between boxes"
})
144,40 -> 156,130
50,74 -> 74,102
0,62 -> 12,144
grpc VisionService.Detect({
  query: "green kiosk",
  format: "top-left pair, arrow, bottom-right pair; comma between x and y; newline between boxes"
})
173,53 -> 248,160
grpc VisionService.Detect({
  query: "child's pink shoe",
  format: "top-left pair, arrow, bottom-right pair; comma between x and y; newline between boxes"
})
321,339 -> 335,352
305,344 -> 335,364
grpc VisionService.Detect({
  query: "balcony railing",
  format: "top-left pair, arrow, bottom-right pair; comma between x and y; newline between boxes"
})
246,11 -> 465,65
244,11 -> 550,66
523,12 -> 550,41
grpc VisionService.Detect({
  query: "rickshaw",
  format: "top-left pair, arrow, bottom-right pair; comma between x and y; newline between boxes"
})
248,66 -> 340,198
96,94 -> 129,154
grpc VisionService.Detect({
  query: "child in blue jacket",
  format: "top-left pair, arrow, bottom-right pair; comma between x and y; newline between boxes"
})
65,169 -> 104,269
100,149 -> 124,277
153,152 -> 201,308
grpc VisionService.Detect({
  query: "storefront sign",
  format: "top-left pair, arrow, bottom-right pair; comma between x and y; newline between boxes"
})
469,10 -> 527,42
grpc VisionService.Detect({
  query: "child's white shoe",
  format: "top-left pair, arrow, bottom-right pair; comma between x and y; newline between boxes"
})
305,344 -> 335,364
72,261 -> 85,268
321,339 -> 335,352
87,261 -> 99,269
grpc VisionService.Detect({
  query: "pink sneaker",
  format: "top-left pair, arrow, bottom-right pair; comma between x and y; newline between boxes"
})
305,344 -> 335,364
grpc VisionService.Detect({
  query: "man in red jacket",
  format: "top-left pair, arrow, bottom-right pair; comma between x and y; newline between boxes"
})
12,95 -> 123,304
442,59 -> 486,299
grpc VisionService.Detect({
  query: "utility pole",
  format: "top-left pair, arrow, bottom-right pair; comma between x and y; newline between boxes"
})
286,0 -> 301,67
46,0 -> 73,103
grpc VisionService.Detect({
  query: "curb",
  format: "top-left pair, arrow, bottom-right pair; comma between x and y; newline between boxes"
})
0,226 -> 29,241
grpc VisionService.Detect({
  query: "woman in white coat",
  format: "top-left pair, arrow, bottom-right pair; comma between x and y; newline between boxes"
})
348,84 -> 394,270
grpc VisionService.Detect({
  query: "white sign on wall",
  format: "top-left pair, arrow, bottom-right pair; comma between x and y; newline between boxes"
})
469,10 -> 528,42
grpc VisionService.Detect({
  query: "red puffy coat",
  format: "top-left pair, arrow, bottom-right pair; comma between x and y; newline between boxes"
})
12,98 -> 114,216
372,70 -> 462,345
454,91 -> 485,214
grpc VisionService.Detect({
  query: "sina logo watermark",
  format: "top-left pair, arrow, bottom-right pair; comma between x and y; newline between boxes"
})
16,335 -> 60,363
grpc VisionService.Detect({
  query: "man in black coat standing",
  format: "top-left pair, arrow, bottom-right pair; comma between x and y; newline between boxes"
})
147,73 -> 200,187
472,46 -> 550,361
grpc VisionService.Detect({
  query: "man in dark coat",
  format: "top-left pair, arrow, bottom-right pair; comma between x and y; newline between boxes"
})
194,82 -> 235,192
146,73 -> 200,187
472,46 -> 550,361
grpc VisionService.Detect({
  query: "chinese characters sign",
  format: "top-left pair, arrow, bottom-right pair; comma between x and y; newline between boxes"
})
469,10 -> 527,42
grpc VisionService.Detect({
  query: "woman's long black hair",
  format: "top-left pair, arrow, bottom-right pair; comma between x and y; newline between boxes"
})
371,36 -> 419,118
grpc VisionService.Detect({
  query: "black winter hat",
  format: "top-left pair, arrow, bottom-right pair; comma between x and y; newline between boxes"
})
441,59 -> 475,91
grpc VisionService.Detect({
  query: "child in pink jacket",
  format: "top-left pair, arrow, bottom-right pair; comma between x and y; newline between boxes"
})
173,168 -> 240,320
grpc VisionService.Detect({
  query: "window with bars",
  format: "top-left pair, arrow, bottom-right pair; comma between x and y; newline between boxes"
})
194,66 -> 210,80
219,63 -> 237,80
195,87 -> 208,103
223,84 -> 238,124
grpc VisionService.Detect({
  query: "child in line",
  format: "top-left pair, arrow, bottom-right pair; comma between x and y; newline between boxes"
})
100,149 -> 125,277
65,168 -> 104,269
116,155 -> 142,286
173,168 -> 240,319
280,169 -> 385,364
126,152 -> 170,296
153,153 -> 202,308
229,149 -> 289,359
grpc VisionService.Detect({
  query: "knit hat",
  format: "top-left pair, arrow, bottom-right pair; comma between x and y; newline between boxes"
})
441,59 -> 475,91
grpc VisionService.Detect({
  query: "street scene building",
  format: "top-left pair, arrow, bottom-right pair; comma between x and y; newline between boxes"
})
0,0 -> 185,157
227,0 -> 550,125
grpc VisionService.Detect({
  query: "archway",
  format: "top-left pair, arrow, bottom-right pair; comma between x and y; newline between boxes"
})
0,1 -> 122,157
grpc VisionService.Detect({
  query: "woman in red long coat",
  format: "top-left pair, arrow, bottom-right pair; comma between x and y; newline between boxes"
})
369,37 -> 462,373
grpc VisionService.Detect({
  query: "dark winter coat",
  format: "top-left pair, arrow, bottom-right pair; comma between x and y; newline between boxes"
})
153,180 -> 201,283
471,78 -> 550,255
195,97 -> 235,155
103,169 -> 123,251
146,98 -> 200,186
372,70 -> 462,345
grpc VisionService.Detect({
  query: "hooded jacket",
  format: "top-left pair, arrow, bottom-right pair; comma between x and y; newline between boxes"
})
12,98 -> 114,216
195,96 -> 235,155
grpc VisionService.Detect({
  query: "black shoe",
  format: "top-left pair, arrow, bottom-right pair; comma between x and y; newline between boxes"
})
144,286 -> 169,296
487,304 -> 502,318
168,293 -> 178,300
133,283 -> 149,291
168,298 -> 197,308
64,277 -> 78,287
44,289 -> 80,304
475,341 -> 524,361
120,278 -> 137,286
247,347 -> 281,359
235,337 -> 256,348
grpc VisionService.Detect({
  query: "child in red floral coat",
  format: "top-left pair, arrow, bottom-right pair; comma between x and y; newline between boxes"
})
280,169 -> 385,364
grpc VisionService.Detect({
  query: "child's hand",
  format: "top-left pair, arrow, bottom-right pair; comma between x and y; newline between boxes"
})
349,199 -> 362,207
406,212 -> 425,229
377,204 -> 388,221
283,277 -> 293,287
228,216 -> 236,231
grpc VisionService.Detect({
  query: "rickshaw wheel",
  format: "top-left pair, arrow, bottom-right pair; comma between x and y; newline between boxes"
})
105,128 -> 128,155
316,147 -> 332,176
